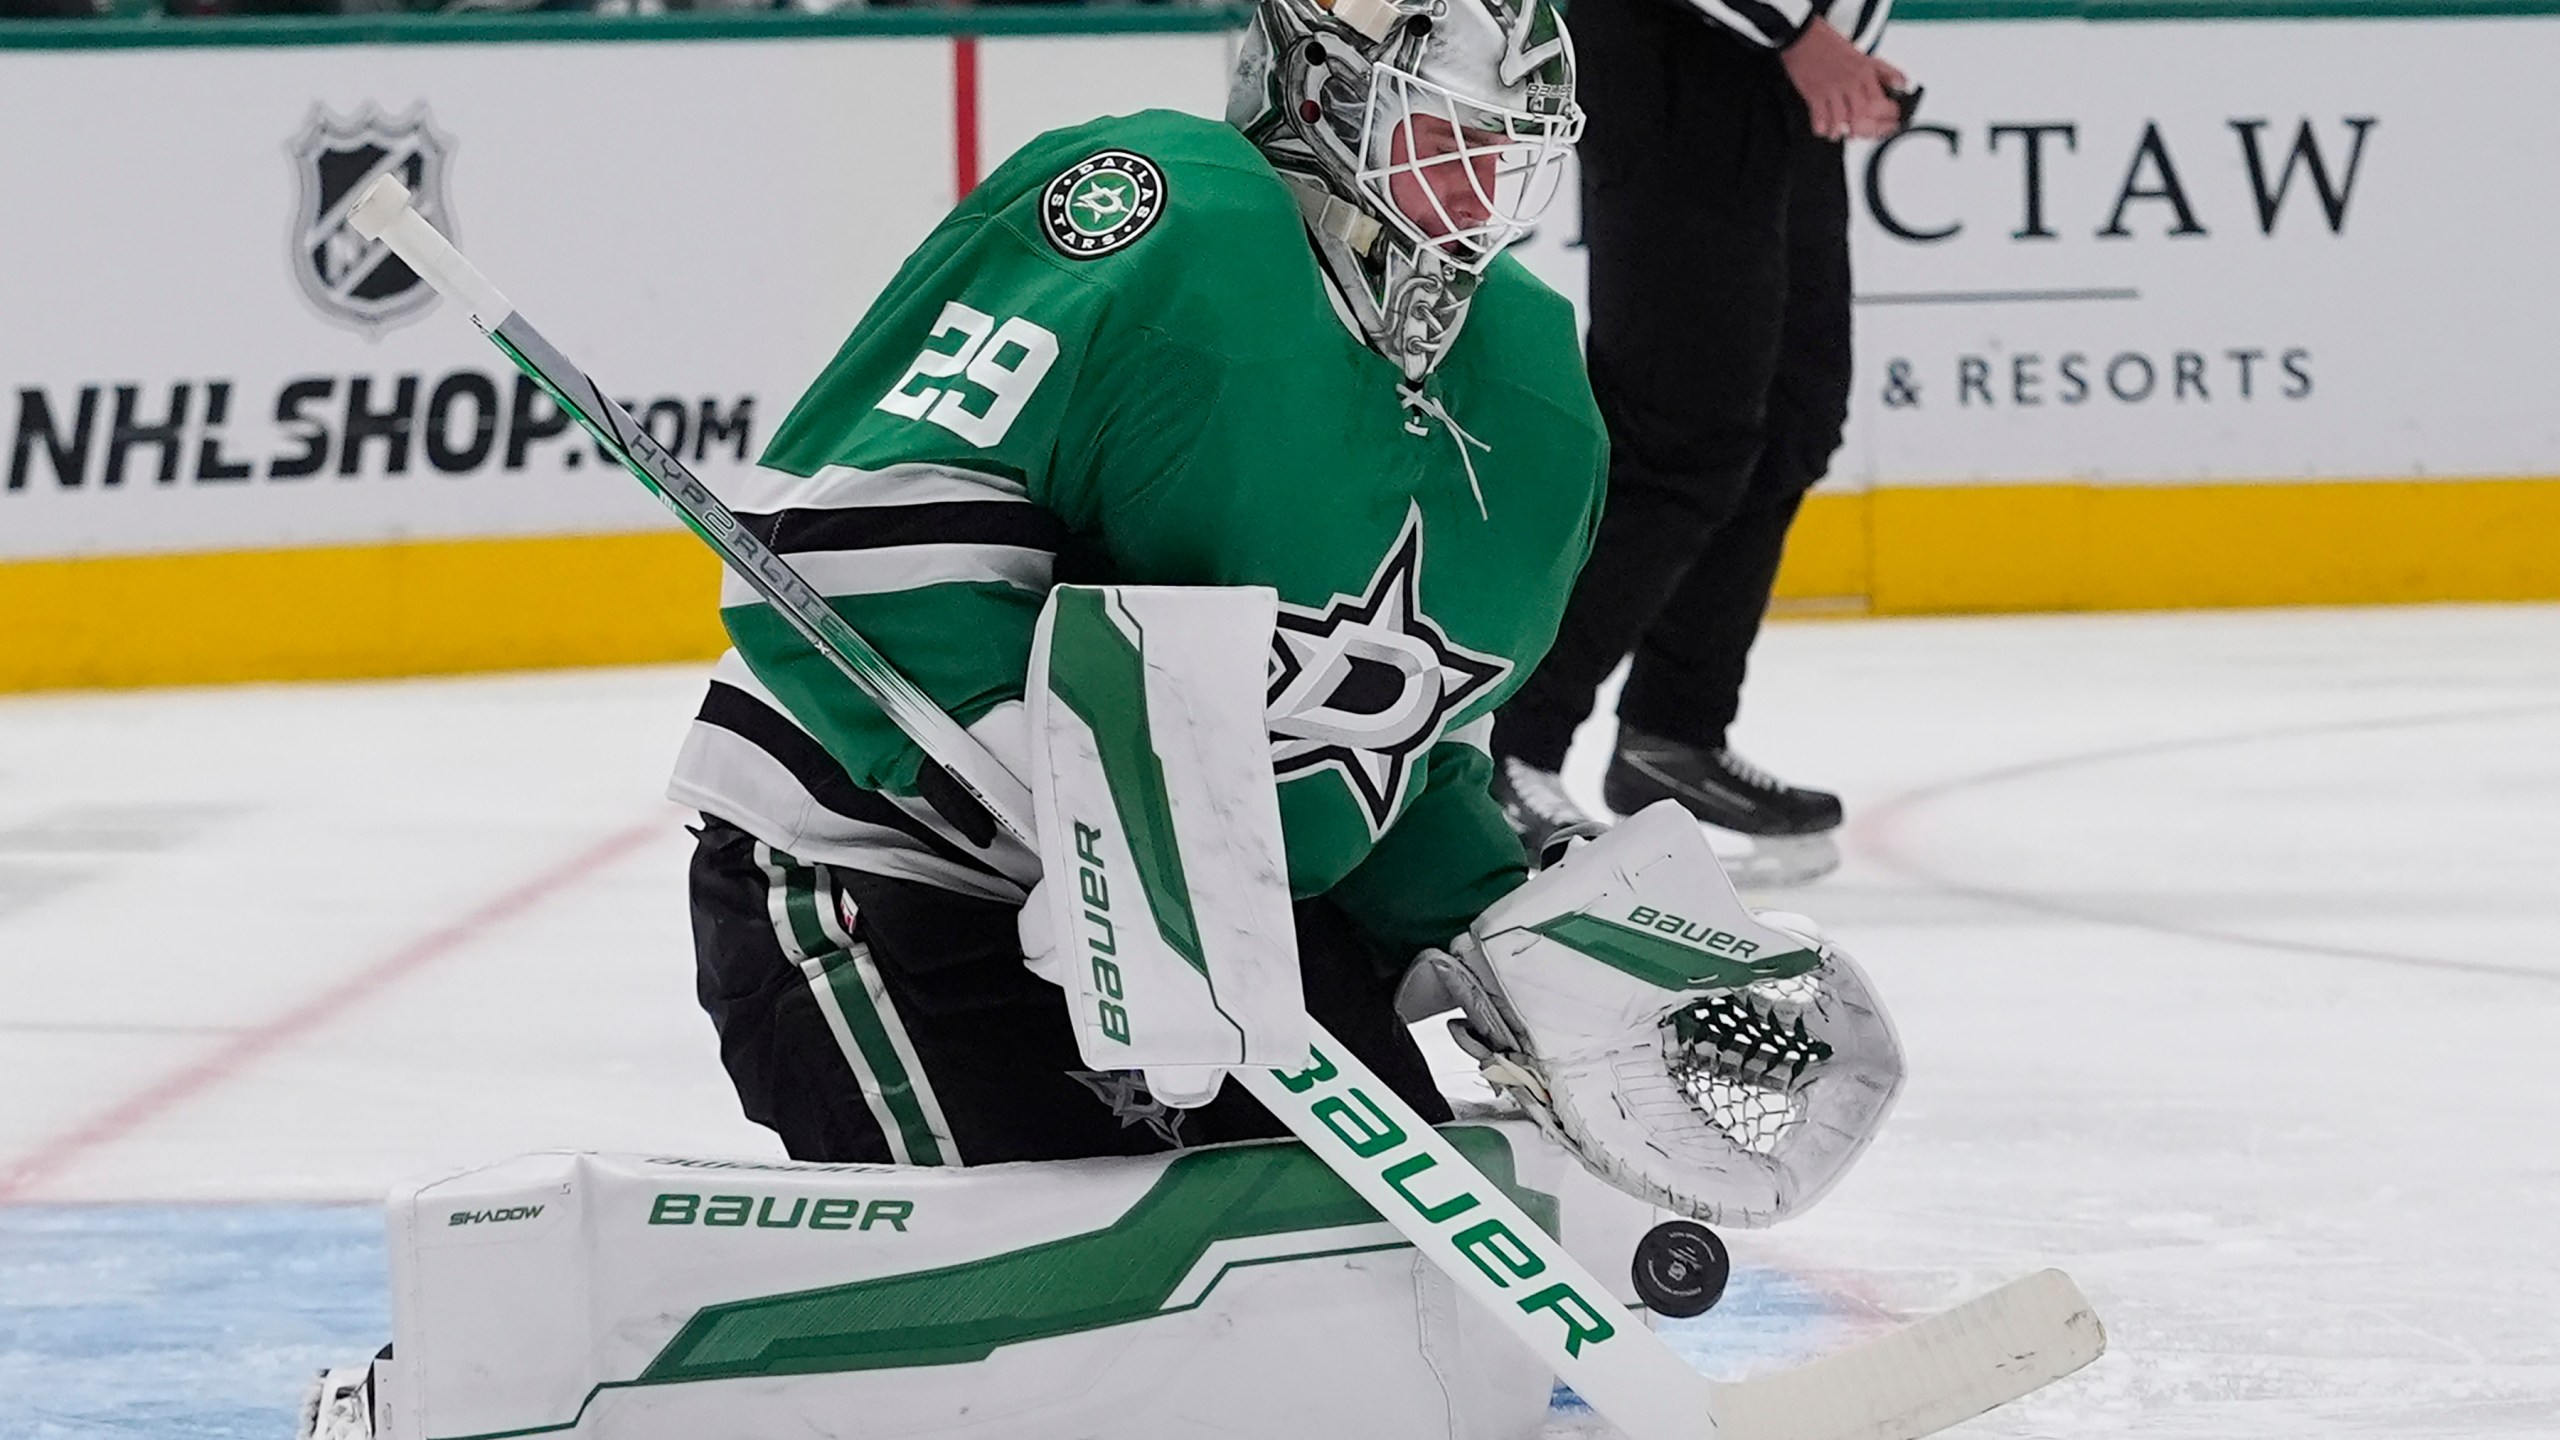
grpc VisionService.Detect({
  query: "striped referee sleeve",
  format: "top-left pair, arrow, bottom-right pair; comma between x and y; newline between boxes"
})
1681,0 -> 1892,52
1681,0 -> 1816,50
1842,0 -> 1893,53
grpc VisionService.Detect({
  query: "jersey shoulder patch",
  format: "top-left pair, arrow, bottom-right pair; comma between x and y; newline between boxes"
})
1040,148 -> 1168,260
1003,113 -> 1297,278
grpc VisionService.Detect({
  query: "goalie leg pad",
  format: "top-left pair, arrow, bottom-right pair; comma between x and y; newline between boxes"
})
367,1123 -> 1644,1440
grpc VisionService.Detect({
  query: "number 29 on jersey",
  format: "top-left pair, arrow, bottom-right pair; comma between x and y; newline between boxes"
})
876,300 -> 1060,448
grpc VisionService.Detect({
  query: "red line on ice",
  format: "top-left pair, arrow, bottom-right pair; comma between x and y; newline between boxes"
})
0,820 -> 661,1204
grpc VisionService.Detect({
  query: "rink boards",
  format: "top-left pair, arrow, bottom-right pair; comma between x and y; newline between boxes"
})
3,4 -> 2557,688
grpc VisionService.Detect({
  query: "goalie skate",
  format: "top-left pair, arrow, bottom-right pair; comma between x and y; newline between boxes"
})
296,1351 -> 385,1440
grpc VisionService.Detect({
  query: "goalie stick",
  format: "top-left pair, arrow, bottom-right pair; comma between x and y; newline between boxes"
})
348,172 -> 2105,1440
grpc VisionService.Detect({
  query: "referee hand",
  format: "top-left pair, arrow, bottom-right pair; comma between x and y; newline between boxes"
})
1781,19 -> 1907,143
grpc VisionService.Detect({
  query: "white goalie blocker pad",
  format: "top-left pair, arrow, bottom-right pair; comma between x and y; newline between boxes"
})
1023,585 -> 1308,1106
360,1123 -> 1656,1440
1429,802 -> 1905,1226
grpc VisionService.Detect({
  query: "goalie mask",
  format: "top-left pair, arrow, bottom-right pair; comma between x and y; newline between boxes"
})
1230,0 -> 1583,384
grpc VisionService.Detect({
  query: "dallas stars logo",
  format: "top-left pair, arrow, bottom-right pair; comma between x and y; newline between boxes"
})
1069,1069 -> 1189,1148
1040,149 -> 1166,260
1267,506 -> 1510,837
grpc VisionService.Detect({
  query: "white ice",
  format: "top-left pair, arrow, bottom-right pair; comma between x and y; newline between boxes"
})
2,603 -> 2555,1436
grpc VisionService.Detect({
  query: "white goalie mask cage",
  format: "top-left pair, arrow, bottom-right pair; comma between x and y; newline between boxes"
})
1240,0 -> 1584,273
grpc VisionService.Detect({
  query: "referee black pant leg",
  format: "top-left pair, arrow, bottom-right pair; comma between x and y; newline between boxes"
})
1494,0 -> 1804,771
688,814 -> 1451,1166
1619,130 -> 1856,749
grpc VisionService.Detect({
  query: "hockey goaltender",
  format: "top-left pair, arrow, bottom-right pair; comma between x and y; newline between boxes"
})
302,0 -> 2103,1435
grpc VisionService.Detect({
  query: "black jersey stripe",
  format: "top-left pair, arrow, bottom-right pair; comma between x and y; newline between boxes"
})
1847,0 -> 1890,50
1741,0 -> 1811,44
1692,0 -> 1807,45
733,501 -> 1068,558
694,682 -> 1008,880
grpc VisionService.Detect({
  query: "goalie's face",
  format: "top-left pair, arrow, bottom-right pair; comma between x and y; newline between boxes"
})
1328,0 -> 1580,273
1383,113 -> 1503,240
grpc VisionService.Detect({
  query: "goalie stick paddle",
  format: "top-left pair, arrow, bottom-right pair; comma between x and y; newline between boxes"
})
347,173 -> 2106,1440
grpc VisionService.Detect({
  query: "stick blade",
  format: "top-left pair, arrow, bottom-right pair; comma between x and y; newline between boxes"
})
1709,1268 -> 2106,1440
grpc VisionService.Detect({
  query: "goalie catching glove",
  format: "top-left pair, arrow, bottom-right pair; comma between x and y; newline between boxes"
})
1402,802 -> 1904,1225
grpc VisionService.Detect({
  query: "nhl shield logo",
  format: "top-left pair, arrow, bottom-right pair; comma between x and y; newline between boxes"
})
288,103 -> 457,334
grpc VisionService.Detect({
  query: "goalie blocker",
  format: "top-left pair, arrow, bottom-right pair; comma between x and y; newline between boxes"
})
1018,585 -> 1310,1108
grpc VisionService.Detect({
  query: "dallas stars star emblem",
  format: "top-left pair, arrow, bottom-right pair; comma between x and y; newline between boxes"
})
1068,1069 -> 1189,1148
1040,149 -> 1166,260
1266,505 -> 1510,837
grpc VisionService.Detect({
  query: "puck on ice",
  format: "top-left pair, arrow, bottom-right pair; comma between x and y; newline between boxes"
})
1630,1219 -> 1729,1318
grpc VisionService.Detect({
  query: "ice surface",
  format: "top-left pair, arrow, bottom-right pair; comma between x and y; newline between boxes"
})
0,1206 -> 384,1440
2,604 -> 2555,1437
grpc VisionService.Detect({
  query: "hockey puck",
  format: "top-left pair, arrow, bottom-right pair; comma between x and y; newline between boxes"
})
1630,1219 -> 1729,1318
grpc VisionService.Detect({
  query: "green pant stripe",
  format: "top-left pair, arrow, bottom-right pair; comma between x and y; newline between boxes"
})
795,952 -> 910,1162
780,867 -> 832,958
754,844 -> 806,964
753,842 -> 834,965
811,868 -> 858,950
757,840 -> 952,1166
813,882 -> 964,1159
808,949 -> 948,1167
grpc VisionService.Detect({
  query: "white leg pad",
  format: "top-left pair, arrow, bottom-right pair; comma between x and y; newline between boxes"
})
376,1122 -> 1655,1440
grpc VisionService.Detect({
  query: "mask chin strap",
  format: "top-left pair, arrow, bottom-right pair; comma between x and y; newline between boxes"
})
1281,169 -> 1383,258
1289,173 -> 1479,375
1284,168 -> 1398,355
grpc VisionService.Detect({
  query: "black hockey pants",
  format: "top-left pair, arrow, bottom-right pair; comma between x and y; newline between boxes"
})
686,813 -> 1454,1166
1494,0 -> 1855,771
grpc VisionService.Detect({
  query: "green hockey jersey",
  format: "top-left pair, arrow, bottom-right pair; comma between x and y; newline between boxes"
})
666,109 -> 1606,958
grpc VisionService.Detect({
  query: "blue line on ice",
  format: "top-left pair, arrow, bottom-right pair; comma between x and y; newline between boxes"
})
0,1205 -> 387,1440
1550,1265 -> 1845,1413
0,1202 -> 1849,1437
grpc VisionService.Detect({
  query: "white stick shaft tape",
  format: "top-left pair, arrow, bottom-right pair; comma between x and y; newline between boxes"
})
348,174 -> 513,328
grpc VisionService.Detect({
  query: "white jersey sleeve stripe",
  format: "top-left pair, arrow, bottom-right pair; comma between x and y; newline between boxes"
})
718,544 -> 1055,607
668,671 -> 1038,902
719,461 -> 1031,514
